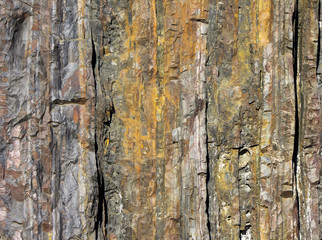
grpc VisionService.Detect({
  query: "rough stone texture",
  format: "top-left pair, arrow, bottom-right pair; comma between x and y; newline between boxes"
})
0,0 -> 98,239
0,0 -> 320,239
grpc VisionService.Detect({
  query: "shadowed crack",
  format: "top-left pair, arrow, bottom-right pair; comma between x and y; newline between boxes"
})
292,0 -> 300,237
52,98 -> 87,105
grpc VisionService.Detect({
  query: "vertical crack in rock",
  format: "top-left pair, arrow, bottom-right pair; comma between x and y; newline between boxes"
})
317,1 -> 321,72
205,100 -> 211,240
91,27 -> 108,239
292,0 -> 300,236
95,152 -> 108,240
91,31 -> 101,239
0,0 -> 321,238
318,2 -> 322,238
91,35 -> 97,86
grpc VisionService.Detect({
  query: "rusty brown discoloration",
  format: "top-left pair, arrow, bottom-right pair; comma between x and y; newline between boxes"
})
0,0 -> 320,239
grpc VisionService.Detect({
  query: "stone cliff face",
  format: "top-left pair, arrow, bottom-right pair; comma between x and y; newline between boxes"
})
0,0 -> 320,239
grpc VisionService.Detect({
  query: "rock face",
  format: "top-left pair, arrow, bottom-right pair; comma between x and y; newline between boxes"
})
0,0 -> 320,239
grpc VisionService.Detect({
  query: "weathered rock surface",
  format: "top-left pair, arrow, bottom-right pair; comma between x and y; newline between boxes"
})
0,0 -> 320,239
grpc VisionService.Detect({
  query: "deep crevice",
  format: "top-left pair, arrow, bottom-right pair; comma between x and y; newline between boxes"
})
91,31 -> 107,239
317,1 -> 321,73
95,159 -> 108,239
292,0 -> 300,237
52,98 -> 87,105
91,35 -> 97,83
205,99 -> 212,240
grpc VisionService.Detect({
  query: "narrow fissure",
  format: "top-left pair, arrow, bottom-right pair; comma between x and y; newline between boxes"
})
91,35 -> 97,82
91,32 -> 107,239
92,33 -> 100,239
205,98 -> 212,239
317,1 -> 321,72
95,161 -> 108,239
94,137 -> 102,240
292,0 -> 300,237
317,2 -> 322,239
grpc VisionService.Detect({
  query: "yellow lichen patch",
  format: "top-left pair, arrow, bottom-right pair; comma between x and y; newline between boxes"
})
108,1 -> 159,237
215,166 -> 234,195
258,0 -> 272,46
215,153 -> 235,194
116,2 -> 158,166
103,139 -> 110,155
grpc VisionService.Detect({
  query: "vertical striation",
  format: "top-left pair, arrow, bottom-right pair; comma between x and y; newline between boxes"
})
0,0 -> 98,239
0,0 -> 320,239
